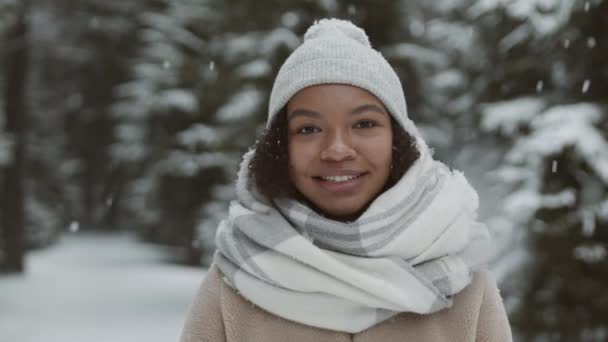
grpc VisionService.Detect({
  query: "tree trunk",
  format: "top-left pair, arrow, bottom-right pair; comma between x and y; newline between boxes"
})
1,3 -> 29,273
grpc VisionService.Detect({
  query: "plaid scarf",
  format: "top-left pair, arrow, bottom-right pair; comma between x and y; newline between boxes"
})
214,149 -> 491,333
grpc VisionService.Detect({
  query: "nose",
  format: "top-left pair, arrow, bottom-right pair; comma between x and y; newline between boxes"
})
320,129 -> 356,161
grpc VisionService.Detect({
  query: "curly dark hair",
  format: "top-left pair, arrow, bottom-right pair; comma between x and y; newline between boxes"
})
250,108 -> 420,202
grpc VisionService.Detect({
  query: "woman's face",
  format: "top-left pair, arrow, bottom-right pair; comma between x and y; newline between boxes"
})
286,84 -> 393,221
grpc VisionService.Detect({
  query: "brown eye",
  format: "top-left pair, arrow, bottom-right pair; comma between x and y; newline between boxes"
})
354,120 -> 377,129
297,126 -> 321,135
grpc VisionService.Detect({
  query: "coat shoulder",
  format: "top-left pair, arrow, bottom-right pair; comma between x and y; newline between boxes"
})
472,270 -> 514,342
179,264 -> 226,342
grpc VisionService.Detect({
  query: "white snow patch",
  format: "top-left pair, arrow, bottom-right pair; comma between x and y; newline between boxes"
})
481,97 -> 545,135
318,0 -> 338,12
261,28 -> 300,54
176,124 -> 223,149
510,103 -> 608,184
540,189 -> 576,209
237,59 -> 272,78
409,20 -> 425,38
159,89 -> 198,113
133,63 -> 177,83
431,70 -> 466,90
490,166 -> 535,184
110,141 -> 146,162
281,12 -> 300,28
573,243 -> 606,263
162,151 -> 238,176
503,188 -> 575,219
216,88 -> 264,122
382,43 -> 449,67
116,123 -> 145,142
499,25 -> 530,52
426,20 -> 475,53
140,12 -> 204,52
470,0 -> 576,35
0,233 -> 206,342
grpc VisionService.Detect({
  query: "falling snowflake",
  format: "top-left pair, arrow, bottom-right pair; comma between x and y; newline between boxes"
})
68,221 -> 80,233
89,17 -> 100,29
348,4 -> 357,16
536,80 -> 544,92
581,210 -> 595,237
573,244 -> 606,263
582,79 -> 591,93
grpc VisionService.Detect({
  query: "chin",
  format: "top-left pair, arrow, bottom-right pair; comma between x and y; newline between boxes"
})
317,203 -> 366,221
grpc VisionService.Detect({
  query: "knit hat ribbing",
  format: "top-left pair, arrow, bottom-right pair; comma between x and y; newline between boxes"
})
267,18 -> 428,154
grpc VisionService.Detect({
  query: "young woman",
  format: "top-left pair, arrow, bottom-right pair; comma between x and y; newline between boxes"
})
180,19 -> 513,341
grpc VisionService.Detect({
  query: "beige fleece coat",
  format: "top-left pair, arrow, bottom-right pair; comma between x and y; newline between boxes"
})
180,265 -> 512,342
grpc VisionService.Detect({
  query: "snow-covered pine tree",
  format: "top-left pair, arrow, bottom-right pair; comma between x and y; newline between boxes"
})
18,0 -> 141,244
477,0 -> 608,340
111,0 -> 218,264
0,0 -> 27,272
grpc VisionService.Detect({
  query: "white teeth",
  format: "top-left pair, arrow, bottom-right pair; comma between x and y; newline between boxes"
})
320,175 -> 358,183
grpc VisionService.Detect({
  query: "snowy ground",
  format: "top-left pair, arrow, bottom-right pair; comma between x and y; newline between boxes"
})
0,232 -> 207,342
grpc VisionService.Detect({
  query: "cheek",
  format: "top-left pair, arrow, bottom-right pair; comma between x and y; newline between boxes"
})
288,140 -> 317,177
360,135 -> 393,172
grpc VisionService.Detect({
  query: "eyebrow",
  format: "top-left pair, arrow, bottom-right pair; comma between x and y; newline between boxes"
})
288,104 -> 387,121
288,109 -> 321,120
351,104 -> 387,116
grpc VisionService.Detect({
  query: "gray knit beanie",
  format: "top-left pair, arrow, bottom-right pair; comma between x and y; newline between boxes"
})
267,18 -> 428,154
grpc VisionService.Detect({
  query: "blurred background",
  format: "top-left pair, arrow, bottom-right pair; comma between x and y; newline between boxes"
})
0,0 -> 606,341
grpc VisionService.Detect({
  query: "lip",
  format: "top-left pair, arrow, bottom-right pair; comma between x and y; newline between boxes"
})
313,172 -> 368,193
316,170 -> 366,178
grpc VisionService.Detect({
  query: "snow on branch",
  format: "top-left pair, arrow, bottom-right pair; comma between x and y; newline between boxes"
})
176,124 -> 225,149
215,28 -> 299,63
216,87 -> 264,122
481,97 -> 545,135
489,165 -> 536,184
237,59 -> 272,79
161,150 -> 238,177
503,188 -> 576,222
158,89 -> 198,113
510,103 -> 608,184
140,12 -> 205,52
469,0 -> 577,36
261,27 -> 300,54
381,43 -> 449,67
169,0 -> 212,23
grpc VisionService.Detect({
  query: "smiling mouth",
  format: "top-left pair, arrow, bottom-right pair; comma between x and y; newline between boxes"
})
313,172 -> 368,183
